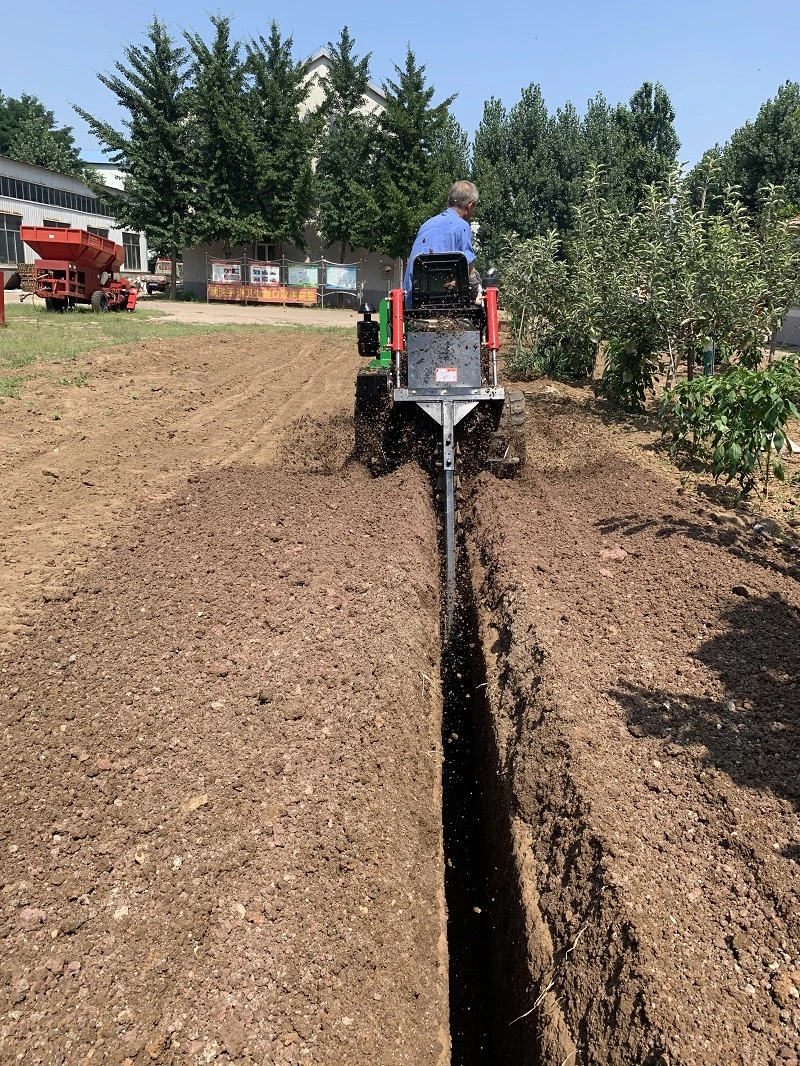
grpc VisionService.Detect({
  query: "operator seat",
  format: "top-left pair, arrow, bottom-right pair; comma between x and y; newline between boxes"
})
410,252 -> 471,310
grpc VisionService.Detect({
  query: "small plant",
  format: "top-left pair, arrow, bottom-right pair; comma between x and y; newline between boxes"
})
51,410 -> 62,420
596,336 -> 661,412
661,355 -> 800,499
57,370 -> 89,387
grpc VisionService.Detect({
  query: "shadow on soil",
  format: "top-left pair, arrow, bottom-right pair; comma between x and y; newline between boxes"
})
596,511 -> 800,583
609,593 -> 800,824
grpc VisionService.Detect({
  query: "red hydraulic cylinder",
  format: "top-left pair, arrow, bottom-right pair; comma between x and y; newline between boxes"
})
390,288 -> 404,353
484,285 -> 500,351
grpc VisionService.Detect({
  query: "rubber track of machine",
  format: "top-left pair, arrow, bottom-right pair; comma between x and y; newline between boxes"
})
493,389 -> 526,477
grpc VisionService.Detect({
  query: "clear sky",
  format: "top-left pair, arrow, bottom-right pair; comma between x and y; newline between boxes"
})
3,0 -> 799,167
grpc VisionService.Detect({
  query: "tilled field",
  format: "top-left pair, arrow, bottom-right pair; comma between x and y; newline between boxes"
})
2,331 -> 800,1065
467,386 -> 800,1066
1,464 -> 446,1065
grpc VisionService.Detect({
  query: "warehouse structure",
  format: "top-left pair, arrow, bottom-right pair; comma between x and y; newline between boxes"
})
0,156 -> 148,289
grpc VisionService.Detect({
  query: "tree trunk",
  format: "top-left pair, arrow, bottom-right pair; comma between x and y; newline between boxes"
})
686,338 -> 694,381
769,329 -> 778,364
664,335 -> 677,391
340,240 -> 346,264
170,246 -> 178,301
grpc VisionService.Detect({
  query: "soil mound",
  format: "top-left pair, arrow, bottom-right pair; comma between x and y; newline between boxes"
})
0,463 -> 447,1065
467,393 -> 800,1065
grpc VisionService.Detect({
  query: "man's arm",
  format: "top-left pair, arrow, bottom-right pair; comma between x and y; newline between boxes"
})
458,220 -> 481,299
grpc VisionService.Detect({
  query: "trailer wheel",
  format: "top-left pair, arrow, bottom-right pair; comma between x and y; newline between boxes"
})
91,290 -> 109,313
44,297 -> 65,312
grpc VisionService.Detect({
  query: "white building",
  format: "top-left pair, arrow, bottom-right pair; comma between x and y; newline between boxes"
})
181,48 -> 403,305
0,156 -> 148,289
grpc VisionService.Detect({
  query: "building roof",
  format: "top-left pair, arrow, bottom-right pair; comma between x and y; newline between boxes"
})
0,153 -> 119,195
305,47 -> 386,107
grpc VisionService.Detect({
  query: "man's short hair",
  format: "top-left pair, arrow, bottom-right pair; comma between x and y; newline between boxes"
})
448,180 -> 479,210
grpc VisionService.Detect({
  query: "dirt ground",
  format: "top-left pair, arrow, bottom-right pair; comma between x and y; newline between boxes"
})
3,291 -> 360,329
3,326 -> 800,1065
468,382 -> 800,1065
0,331 -> 448,1065
0,331 -> 358,648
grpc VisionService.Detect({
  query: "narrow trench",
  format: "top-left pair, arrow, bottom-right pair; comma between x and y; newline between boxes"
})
439,547 -> 541,1066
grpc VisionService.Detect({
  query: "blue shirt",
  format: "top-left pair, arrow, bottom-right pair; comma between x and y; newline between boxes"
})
403,208 -> 476,301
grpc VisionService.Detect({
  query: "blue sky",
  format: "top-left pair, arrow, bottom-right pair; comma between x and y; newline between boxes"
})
3,0 -> 799,167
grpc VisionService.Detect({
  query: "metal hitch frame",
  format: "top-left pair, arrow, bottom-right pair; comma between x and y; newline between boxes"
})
394,387 -> 505,635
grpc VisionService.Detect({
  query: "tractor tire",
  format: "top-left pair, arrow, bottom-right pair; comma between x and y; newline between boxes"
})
489,389 -> 526,478
91,290 -> 109,313
45,297 -> 65,312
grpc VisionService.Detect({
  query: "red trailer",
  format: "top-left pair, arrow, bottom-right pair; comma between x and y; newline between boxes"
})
19,226 -> 137,312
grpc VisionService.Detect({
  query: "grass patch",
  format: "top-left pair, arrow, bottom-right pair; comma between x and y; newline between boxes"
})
0,375 -> 22,398
0,302 -> 352,378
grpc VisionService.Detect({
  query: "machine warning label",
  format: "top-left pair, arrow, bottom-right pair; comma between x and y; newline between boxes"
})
435,367 -> 459,383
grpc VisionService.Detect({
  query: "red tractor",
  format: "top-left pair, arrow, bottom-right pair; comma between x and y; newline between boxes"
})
20,227 -> 137,312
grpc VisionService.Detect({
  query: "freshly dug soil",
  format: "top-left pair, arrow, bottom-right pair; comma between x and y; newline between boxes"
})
467,386 -> 800,1065
0,330 -> 448,1065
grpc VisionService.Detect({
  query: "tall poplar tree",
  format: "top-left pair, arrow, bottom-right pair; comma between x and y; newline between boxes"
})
372,48 -> 457,260
689,82 -> 800,213
74,18 -> 197,295
618,81 -> 680,200
315,27 -> 379,262
472,97 -> 511,263
245,24 -> 317,250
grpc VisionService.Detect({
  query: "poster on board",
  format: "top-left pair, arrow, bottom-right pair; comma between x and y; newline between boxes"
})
325,264 -> 357,291
250,263 -> 280,285
287,265 -> 319,287
211,261 -> 242,283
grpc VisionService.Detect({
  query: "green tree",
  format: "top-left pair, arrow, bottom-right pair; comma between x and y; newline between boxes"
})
472,85 -> 559,260
1,92 -> 83,175
185,16 -> 263,248
690,82 -> 800,213
550,101 -> 585,232
432,113 -> 470,190
616,81 -> 680,203
471,97 -> 511,263
75,18 -> 197,296
245,23 -> 317,249
373,47 -> 457,260
315,27 -> 379,261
